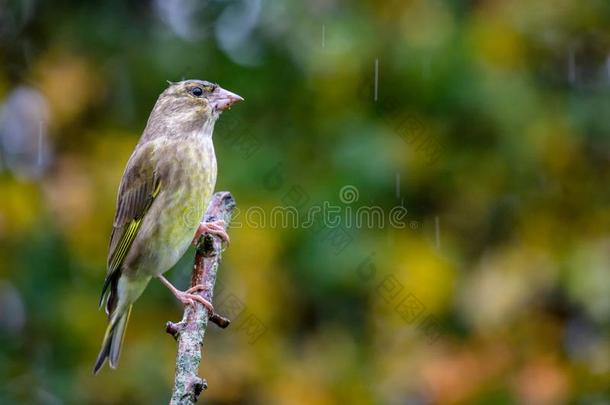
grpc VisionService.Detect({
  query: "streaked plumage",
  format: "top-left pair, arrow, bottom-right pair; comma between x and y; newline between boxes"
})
94,80 -> 242,373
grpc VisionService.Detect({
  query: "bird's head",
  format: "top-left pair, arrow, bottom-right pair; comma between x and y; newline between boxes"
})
149,79 -> 243,134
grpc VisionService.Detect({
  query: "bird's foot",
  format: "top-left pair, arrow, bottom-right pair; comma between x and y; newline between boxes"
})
175,291 -> 215,314
158,276 -> 214,314
192,219 -> 230,245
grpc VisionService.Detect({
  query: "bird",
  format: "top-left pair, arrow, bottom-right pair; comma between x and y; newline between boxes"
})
93,79 -> 243,374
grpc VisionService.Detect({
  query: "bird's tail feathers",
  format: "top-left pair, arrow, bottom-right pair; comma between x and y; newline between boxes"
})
93,305 -> 132,374
99,269 -> 120,315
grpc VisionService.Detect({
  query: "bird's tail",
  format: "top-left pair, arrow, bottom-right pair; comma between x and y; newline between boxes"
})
93,305 -> 132,374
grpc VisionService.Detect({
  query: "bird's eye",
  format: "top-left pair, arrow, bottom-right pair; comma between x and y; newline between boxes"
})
191,87 -> 203,97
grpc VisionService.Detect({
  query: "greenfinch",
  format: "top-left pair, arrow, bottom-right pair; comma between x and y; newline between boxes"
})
94,80 -> 242,373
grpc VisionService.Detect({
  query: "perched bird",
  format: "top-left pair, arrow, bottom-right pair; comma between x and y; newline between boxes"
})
93,80 -> 242,373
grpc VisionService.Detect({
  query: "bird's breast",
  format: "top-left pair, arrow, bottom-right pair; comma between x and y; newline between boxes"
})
160,137 -> 217,230
136,137 -> 217,275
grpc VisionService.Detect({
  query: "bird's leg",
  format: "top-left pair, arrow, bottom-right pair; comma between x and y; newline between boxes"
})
158,275 -> 214,314
192,219 -> 230,245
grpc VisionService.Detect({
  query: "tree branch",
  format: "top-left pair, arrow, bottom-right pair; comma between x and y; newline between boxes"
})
166,191 -> 236,404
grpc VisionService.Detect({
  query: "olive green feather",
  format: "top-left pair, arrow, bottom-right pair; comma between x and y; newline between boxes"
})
100,143 -> 162,313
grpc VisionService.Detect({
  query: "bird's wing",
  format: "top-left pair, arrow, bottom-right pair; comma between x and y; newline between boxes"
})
100,142 -> 162,308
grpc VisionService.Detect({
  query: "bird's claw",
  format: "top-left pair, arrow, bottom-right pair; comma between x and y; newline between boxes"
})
192,220 -> 230,245
176,290 -> 214,314
186,284 -> 206,294
158,276 -> 215,315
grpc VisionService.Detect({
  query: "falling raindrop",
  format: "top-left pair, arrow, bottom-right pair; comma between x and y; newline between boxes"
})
374,58 -> 379,102
435,216 -> 440,250
321,24 -> 325,48
395,172 -> 401,199
567,46 -> 577,85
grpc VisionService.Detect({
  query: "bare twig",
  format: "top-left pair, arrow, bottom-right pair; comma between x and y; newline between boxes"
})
167,191 -> 236,404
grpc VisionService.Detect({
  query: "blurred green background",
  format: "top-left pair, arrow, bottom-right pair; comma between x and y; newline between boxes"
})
0,0 -> 609,404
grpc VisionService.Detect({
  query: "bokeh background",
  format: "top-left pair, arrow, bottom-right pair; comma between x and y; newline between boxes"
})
1,0 -> 609,404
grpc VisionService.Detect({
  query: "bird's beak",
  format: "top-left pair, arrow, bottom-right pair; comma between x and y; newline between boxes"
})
210,87 -> 244,112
